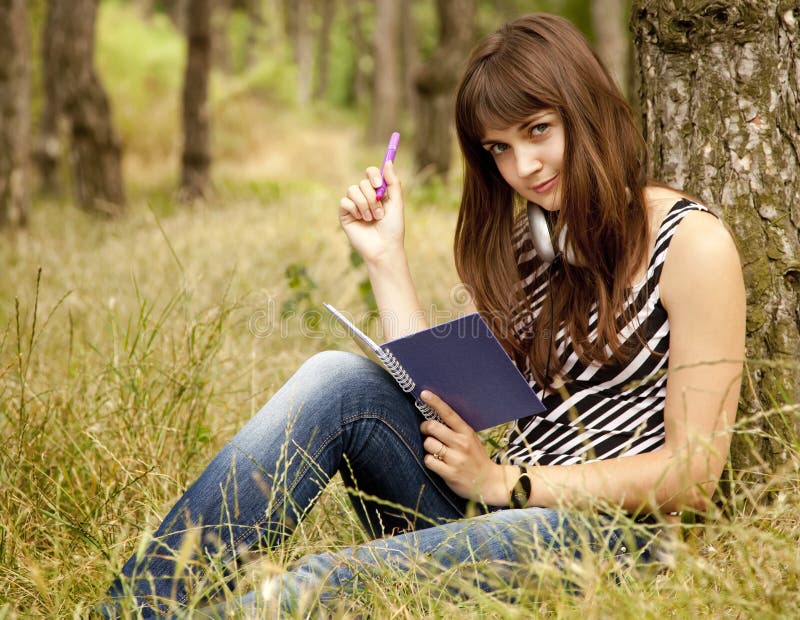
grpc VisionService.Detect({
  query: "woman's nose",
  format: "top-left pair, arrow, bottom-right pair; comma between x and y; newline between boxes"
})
516,147 -> 543,177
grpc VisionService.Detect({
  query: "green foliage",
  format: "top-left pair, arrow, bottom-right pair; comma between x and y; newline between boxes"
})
281,262 -> 320,330
95,1 -> 185,159
349,248 -> 377,313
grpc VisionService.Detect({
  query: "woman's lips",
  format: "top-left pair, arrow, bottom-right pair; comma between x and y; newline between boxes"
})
532,173 -> 558,194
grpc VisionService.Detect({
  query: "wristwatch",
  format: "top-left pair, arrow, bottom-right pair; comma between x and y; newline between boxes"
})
510,465 -> 532,509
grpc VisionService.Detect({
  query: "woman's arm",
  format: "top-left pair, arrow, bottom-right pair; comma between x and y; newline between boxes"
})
339,161 -> 428,340
422,211 -> 746,514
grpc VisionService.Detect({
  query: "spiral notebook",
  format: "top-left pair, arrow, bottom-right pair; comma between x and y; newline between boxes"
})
323,303 -> 546,431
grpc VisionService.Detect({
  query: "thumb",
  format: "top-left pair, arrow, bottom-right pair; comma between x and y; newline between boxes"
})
384,159 -> 401,188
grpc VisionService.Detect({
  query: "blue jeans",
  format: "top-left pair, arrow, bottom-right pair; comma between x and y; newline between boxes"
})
105,352 -> 662,617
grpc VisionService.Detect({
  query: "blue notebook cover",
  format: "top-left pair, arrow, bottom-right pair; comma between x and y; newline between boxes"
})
324,304 -> 545,431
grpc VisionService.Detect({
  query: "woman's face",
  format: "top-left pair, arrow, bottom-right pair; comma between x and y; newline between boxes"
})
481,108 -> 565,212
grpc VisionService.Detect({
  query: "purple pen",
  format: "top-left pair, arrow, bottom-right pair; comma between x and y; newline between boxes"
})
375,132 -> 400,201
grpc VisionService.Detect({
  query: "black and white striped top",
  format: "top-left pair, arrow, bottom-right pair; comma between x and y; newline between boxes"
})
494,199 -> 710,466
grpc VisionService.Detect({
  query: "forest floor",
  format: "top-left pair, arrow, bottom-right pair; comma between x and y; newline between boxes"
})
1,3 -> 799,617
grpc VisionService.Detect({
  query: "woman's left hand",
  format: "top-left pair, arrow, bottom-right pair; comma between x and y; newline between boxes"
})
419,390 -> 509,506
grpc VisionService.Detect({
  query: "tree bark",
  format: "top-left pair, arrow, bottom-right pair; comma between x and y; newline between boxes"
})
369,0 -> 402,143
632,0 -> 800,474
180,0 -> 212,202
591,0 -> 629,96
0,0 -> 30,227
56,0 -> 126,215
413,0 -> 475,178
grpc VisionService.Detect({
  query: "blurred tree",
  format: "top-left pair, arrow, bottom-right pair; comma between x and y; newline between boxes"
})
350,0 -> 371,108
400,0 -> 420,115
283,0 -> 313,105
207,0 -> 264,73
179,0 -> 212,202
52,0 -> 126,215
590,0 -> 628,96
212,0 -> 234,71
370,0 -> 402,143
240,0 -> 264,69
138,0 -> 155,16
632,1 -> 800,474
34,0 -> 64,195
162,0 -> 187,31
413,0 -> 475,178
0,0 -> 30,227
314,0 -> 336,100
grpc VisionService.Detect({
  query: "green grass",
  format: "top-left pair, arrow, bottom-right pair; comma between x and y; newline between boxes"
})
3,139 -> 800,617
2,3 -> 799,618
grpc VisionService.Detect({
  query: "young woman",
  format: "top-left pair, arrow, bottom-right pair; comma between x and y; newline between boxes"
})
104,13 -> 745,617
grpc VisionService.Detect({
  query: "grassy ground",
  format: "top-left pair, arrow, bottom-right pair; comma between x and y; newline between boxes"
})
2,3 -> 799,618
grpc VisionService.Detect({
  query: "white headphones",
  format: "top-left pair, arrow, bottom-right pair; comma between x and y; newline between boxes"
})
527,202 -> 578,265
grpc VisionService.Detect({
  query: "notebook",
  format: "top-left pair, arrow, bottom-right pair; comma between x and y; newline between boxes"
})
323,303 -> 546,431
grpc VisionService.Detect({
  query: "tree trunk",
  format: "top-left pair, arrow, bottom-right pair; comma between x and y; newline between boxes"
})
0,0 -> 30,227
294,0 -> 313,105
413,0 -> 475,178
631,0 -> 800,474
369,0 -> 402,143
240,0 -> 264,69
314,0 -> 336,100
350,0 -> 370,107
180,0 -> 212,202
401,0 -> 420,114
163,0 -> 188,32
591,0 -> 629,96
57,0 -> 125,215
212,0 -> 234,72
34,0 -> 64,195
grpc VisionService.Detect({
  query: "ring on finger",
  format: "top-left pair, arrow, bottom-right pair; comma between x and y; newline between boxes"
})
434,444 -> 447,461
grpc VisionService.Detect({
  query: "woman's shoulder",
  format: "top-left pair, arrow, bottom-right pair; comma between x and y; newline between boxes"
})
652,190 -> 742,312
644,185 -> 726,240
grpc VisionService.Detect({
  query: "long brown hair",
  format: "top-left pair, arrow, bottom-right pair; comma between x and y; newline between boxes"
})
454,13 -> 650,387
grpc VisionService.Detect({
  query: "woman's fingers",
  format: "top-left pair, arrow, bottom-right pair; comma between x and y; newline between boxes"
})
345,182 -> 372,221
423,436 -> 449,459
341,167 -> 388,222
420,390 -> 471,433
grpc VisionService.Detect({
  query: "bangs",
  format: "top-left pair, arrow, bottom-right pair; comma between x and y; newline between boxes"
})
457,42 -> 559,146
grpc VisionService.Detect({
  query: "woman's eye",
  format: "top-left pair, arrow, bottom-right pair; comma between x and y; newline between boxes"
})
489,143 -> 509,155
531,123 -> 550,137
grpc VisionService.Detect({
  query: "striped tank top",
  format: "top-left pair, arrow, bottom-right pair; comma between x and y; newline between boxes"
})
494,199 -> 709,466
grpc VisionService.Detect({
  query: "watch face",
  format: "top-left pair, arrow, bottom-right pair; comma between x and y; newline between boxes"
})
511,473 -> 532,508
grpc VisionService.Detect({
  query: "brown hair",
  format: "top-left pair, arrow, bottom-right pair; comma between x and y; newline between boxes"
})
454,13 -> 650,387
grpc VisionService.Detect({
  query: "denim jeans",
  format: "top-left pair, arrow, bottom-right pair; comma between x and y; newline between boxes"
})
105,351 -> 662,617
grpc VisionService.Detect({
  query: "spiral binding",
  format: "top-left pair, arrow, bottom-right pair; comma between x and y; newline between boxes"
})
415,400 -> 442,423
382,348 -> 415,392
383,348 -> 442,423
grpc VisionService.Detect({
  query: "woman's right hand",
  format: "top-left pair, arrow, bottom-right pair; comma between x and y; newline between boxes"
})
339,160 -> 406,265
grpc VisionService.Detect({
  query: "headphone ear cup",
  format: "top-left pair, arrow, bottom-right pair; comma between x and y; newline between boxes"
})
527,203 -> 558,264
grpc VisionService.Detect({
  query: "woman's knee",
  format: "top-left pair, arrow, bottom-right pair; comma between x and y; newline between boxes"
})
292,350 -> 382,391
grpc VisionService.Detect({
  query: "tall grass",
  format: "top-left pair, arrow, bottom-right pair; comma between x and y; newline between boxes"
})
3,149 -> 799,618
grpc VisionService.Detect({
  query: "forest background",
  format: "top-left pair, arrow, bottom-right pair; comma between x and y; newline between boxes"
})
1,0 -> 798,617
